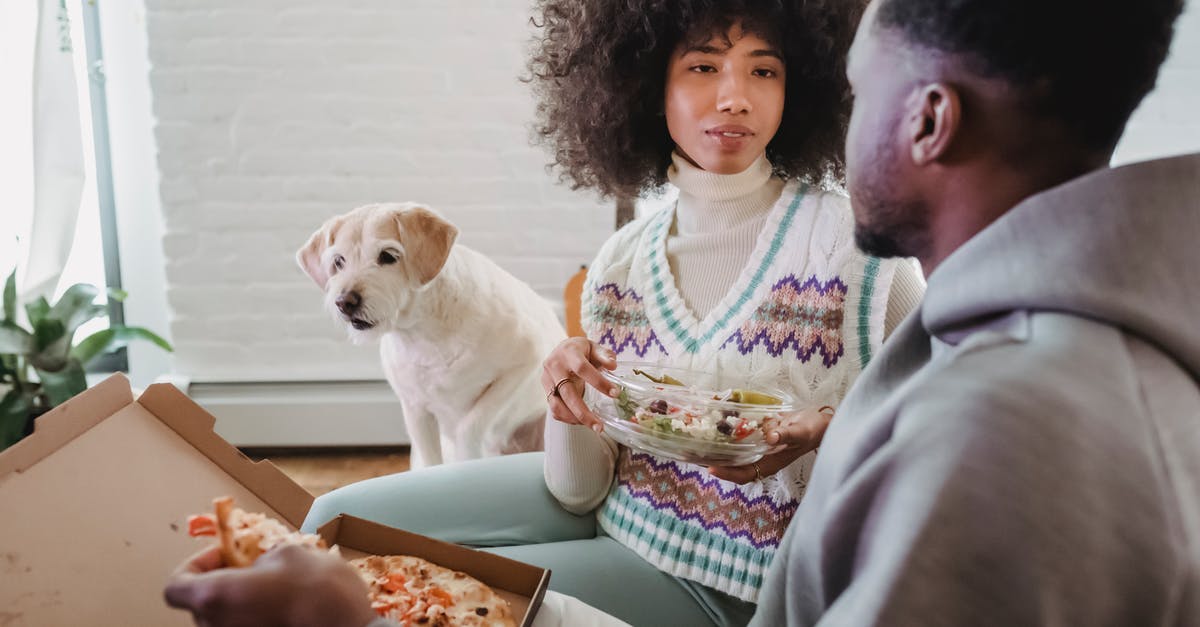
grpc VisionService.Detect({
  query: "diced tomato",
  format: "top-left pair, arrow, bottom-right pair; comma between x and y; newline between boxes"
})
427,587 -> 454,606
186,514 -> 217,537
733,422 -> 753,440
382,572 -> 407,593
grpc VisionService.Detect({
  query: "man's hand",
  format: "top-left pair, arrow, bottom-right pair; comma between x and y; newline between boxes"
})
708,406 -> 834,484
163,544 -> 378,627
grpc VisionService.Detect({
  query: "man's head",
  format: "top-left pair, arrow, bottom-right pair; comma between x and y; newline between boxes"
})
846,0 -> 1184,267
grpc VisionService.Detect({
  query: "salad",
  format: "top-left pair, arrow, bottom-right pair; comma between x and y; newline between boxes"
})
610,368 -> 789,445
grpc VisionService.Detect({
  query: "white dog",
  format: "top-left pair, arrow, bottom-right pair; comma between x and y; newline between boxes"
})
297,202 -> 565,467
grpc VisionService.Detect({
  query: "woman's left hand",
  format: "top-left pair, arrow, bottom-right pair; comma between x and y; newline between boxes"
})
707,406 -> 834,484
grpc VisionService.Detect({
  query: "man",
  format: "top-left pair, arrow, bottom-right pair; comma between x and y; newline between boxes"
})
166,0 -> 1197,625
751,0 -> 1197,625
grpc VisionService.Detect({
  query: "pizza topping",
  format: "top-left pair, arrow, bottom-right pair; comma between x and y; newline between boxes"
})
350,554 -> 516,626
383,572 -> 408,593
187,514 -> 218,537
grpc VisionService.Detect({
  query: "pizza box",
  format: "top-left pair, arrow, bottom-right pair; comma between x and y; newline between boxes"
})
0,373 -> 550,626
316,514 -> 550,624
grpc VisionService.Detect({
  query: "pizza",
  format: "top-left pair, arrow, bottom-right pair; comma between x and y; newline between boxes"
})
186,497 -> 517,627
187,496 -> 328,567
350,554 -> 516,627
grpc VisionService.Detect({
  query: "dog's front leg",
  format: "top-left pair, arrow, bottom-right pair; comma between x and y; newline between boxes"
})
454,368 -> 546,458
401,401 -> 443,469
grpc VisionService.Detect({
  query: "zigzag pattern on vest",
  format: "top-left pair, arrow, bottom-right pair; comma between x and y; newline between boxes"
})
617,451 -> 798,550
591,283 -> 668,358
721,274 -> 848,366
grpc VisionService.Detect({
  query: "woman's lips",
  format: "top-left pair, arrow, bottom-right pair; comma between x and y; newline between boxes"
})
705,125 -> 755,150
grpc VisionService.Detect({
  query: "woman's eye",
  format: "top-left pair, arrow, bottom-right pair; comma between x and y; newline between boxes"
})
378,251 -> 398,265
690,64 -> 717,73
753,68 -> 778,78
332,255 -> 345,273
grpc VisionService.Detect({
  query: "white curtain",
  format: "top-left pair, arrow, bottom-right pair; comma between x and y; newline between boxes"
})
20,0 -> 85,301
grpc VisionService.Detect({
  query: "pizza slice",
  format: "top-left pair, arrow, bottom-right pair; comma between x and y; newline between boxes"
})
186,496 -> 328,567
350,555 -> 516,627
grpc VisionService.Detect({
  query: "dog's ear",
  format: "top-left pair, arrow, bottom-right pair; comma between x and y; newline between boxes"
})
394,205 -> 459,286
296,226 -> 331,289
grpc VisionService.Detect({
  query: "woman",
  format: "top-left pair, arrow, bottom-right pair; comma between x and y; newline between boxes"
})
303,2 -> 922,626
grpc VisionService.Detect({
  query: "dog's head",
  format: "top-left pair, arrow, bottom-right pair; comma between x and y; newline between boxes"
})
296,202 -> 459,341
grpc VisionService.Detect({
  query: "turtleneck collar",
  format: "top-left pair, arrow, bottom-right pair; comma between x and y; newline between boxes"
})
667,151 -> 783,234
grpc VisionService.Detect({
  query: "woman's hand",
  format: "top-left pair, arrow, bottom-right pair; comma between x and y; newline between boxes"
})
163,544 -> 377,627
542,337 -> 619,431
708,406 -> 835,484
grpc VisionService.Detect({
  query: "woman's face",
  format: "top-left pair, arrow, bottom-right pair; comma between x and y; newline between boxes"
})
664,24 -> 785,174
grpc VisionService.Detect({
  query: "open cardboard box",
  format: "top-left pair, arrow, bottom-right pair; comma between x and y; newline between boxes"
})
0,374 -> 550,626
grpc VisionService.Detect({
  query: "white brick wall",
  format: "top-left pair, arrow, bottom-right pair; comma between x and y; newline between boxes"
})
145,0 -> 1200,384
145,0 -> 612,382
1114,0 -> 1200,164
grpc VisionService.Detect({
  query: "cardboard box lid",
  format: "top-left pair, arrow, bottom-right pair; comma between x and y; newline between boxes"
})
0,374 -> 549,626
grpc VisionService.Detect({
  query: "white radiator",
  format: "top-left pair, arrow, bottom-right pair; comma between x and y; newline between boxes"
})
180,380 -> 408,448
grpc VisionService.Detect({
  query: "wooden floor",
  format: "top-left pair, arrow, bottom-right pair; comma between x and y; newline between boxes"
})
245,447 -> 412,496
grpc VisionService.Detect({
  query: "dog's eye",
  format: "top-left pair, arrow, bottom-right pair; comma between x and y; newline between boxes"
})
378,251 -> 398,266
332,255 -> 345,273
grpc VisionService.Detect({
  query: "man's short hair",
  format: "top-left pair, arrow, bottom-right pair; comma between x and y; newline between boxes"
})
875,0 -> 1185,153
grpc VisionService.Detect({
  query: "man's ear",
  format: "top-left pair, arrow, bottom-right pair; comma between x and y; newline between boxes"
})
393,205 -> 459,286
296,225 -> 332,289
907,83 -> 961,166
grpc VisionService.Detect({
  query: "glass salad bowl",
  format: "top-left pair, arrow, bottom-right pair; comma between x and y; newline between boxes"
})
583,363 -> 797,467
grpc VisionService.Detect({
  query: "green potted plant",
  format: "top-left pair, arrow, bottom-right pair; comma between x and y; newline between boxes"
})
0,268 -> 173,451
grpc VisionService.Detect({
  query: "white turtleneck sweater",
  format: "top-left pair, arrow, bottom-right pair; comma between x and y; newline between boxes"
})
665,152 -> 922,332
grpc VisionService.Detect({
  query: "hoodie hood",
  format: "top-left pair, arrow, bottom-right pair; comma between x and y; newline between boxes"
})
923,152 -> 1200,378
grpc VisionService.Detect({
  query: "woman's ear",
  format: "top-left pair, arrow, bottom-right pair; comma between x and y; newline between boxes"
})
908,83 -> 961,166
392,205 -> 459,286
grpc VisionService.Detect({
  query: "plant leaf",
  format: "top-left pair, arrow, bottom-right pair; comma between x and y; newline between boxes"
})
0,322 -> 35,355
47,283 -> 103,336
71,325 -> 174,366
33,317 -> 67,352
2,268 -> 15,323
107,287 -> 128,302
36,359 -> 87,406
0,386 -> 33,451
29,318 -> 69,371
70,329 -> 114,366
24,296 -> 50,329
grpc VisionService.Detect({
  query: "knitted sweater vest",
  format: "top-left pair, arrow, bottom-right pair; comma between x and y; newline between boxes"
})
585,183 -> 898,602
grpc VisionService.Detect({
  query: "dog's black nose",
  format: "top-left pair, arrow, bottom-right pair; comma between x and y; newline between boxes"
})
336,291 -> 362,315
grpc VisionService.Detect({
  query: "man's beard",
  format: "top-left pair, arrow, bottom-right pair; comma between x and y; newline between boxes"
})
850,150 -> 930,259
853,205 -> 929,258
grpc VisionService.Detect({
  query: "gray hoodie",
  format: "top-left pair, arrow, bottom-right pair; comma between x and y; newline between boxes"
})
751,153 -> 1200,627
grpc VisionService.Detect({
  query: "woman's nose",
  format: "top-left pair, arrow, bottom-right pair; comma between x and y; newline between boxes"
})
716,74 -> 752,114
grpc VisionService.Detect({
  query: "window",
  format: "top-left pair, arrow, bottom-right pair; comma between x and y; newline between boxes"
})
0,0 -> 125,372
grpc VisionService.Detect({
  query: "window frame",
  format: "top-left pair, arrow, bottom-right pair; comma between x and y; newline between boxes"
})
79,0 -> 127,374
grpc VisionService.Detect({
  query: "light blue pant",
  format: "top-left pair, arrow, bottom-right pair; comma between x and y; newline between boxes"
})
301,453 -> 756,627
